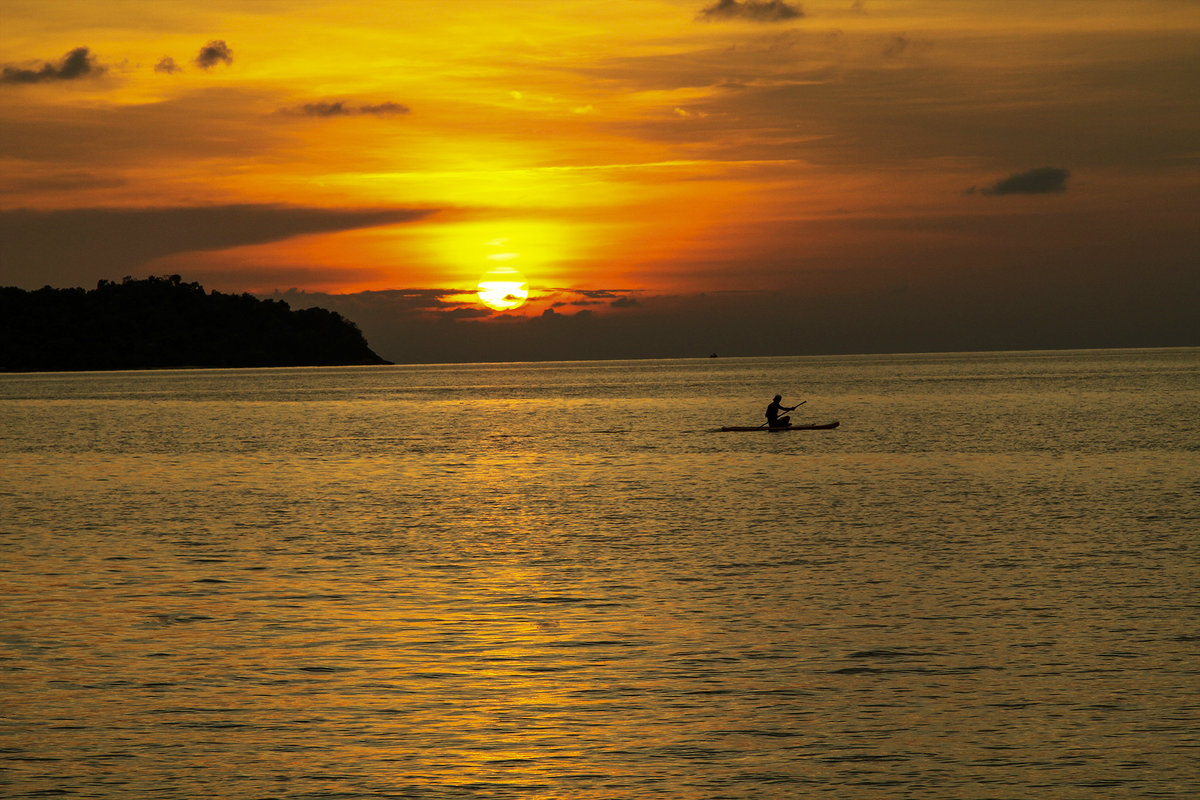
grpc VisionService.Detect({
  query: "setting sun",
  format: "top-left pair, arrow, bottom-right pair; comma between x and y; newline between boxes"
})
476,265 -> 529,311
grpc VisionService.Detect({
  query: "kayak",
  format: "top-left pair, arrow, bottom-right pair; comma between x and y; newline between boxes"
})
718,421 -> 840,432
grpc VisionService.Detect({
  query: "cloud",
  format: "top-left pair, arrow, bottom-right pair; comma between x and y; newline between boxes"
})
1,47 -> 105,84
978,166 -> 1071,196
0,205 -> 436,289
286,100 -> 411,117
442,306 -> 494,320
359,102 -> 410,115
154,57 -> 182,75
882,35 -> 909,59
295,101 -> 352,117
270,288 -> 473,314
194,40 -> 233,70
573,289 -> 624,299
698,1 -> 804,23
1,170 -> 126,194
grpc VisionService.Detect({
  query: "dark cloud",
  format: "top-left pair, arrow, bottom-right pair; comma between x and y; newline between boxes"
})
882,34 -> 909,59
368,289 -> 472,311
194,40 -> 233,70
443,306 -> 494,320
154,57 -> 182,75
978,166 -> 1071,196
269,288 -> 478,315
542,289 -> 642,310
287,100 -> 411,117
0,205 -> 436,289
1,47 -> 105,84
359,102 -> 410,115
297,101 -> 352,117
698,1 -> 804,23
2,170 -> 126,194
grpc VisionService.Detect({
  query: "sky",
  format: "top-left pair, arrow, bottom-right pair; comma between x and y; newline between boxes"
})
2,0 -> 1197,362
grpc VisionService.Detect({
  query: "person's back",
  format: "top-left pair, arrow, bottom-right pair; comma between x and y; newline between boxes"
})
766,394 -> 790,428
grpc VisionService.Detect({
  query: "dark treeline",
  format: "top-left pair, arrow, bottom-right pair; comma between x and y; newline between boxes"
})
1,275 -> 390,371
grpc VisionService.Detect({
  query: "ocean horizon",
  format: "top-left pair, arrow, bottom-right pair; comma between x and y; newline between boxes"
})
7,343 -> 1199,373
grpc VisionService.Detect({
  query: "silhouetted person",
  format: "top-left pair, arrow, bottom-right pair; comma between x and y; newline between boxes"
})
766,394 -> 800,428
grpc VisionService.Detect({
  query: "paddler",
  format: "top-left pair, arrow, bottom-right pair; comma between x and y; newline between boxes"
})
766,395 -> 800,428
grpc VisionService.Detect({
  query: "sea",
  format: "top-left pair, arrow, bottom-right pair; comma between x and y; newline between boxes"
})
1,347 -> 1197,799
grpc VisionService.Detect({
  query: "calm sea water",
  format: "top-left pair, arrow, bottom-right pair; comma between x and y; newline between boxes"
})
1,348 -> 1197,799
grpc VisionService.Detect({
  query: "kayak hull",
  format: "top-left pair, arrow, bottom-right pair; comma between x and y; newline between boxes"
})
718,421 -> 840,432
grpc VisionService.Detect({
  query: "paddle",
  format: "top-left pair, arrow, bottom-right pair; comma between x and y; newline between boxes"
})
759,400 -> 805,429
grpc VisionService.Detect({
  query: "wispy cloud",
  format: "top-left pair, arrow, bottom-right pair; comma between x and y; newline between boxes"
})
698,1 -> 804,23
285,100 -> 411,117
1,47 -> 105,84
154,56 -> 182,75
359,102 -> 409,115
976,166 -> 1071,196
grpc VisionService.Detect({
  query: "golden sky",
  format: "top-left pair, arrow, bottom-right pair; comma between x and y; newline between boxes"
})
2,1 -> 1198,358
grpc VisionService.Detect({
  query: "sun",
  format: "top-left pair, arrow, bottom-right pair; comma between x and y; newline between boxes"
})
476,265 -> 529,311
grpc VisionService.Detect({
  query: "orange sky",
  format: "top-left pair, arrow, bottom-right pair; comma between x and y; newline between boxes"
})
2,1 -> 1198,358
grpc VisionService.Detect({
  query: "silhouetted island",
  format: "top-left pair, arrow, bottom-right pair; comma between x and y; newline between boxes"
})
0,275 -> 390,372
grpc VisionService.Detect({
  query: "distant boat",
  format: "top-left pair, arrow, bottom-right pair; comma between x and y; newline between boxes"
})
718,421 -> 840,432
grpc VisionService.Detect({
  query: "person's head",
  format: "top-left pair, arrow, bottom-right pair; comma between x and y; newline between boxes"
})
773,395 -> 782,402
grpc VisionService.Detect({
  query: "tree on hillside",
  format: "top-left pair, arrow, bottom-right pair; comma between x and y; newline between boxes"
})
0,275 -> 390,371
